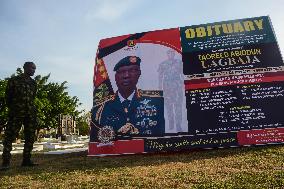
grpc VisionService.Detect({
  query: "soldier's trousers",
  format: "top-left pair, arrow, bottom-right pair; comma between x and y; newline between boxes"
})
164,94 -> 183,130
2,115 -> 36,163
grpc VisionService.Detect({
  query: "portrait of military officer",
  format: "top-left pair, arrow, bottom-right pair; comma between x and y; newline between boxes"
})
1,62 -> 38,170
92,56 -> 165,141
158,49 -> 184,132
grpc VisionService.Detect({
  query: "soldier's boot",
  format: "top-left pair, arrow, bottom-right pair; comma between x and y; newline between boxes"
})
21,158 -> 39,167
1,146 -> 12,171
176,126 -> 183,132
0,159 -> 10,171
21,153 -> 38,167
22,134 -> 38,167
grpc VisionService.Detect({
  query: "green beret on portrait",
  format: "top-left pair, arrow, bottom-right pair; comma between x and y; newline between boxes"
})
113,56 -> 141,71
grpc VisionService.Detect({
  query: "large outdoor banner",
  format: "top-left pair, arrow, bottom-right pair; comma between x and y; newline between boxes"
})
89,16 -> 284,156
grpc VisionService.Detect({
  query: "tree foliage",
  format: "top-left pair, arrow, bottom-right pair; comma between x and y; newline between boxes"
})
76,111 -> 91,136
0,79 -> 8,132
34,74 -> 82,130
0,68 -> 83,132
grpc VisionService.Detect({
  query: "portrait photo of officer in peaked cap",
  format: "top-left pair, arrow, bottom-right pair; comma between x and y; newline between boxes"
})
92,56 -> 165,139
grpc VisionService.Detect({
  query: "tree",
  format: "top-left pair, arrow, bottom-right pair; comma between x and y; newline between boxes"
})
0,68 -> 25,133
0,79 -> 8,133
0,68 -> 82,137
34,74 -> 82,132
76,111 -> 91,136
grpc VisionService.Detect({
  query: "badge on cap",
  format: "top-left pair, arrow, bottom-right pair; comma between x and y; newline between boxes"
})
114,56 -> 141,71
129,56 -> 137,63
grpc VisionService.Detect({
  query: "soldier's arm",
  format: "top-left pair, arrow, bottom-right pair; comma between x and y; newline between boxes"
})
178,59 -> 183,80
34,81 -> 38,98
5,79 -> 14,107
157,64 -> 164,90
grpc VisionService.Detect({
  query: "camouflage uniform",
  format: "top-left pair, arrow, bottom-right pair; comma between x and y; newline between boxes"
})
158,58 -> 183,131
2,74 -> 37,164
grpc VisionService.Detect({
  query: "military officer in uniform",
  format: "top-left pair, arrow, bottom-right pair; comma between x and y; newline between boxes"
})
91,56 -> 165,142
1,62 -> 38,170
158,49 -> 184,132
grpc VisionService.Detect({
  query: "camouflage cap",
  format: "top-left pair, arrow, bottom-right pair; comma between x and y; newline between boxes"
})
113,56 -> 141,71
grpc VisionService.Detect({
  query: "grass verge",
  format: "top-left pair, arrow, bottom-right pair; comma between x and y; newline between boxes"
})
0,145 -> 284,188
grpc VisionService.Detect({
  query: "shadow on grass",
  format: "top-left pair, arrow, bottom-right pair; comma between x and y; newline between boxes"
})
1,144 -> 283,177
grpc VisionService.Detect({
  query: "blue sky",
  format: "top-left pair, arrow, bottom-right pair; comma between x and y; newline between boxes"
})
1,0 -> 284,111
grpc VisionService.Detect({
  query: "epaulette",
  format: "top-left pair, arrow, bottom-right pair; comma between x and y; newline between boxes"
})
93,95 -> 115,123
9,75 -> 19,82
94,95 -> 115,107
138,89 -> 163,98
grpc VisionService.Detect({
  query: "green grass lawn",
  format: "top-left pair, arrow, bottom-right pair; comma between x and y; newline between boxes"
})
1,145 -> 284,188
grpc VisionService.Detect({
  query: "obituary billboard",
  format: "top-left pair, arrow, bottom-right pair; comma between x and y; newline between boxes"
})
89,16 -> 284,156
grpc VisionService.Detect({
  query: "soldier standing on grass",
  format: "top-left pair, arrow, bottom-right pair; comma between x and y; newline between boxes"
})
1,62 -> 38,170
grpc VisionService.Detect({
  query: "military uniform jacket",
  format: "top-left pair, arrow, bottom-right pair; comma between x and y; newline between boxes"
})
5,74 -> 37,117
93,89 -> 165,139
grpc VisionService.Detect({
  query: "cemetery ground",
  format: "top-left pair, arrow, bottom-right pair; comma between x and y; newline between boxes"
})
0,145 -> 284,188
